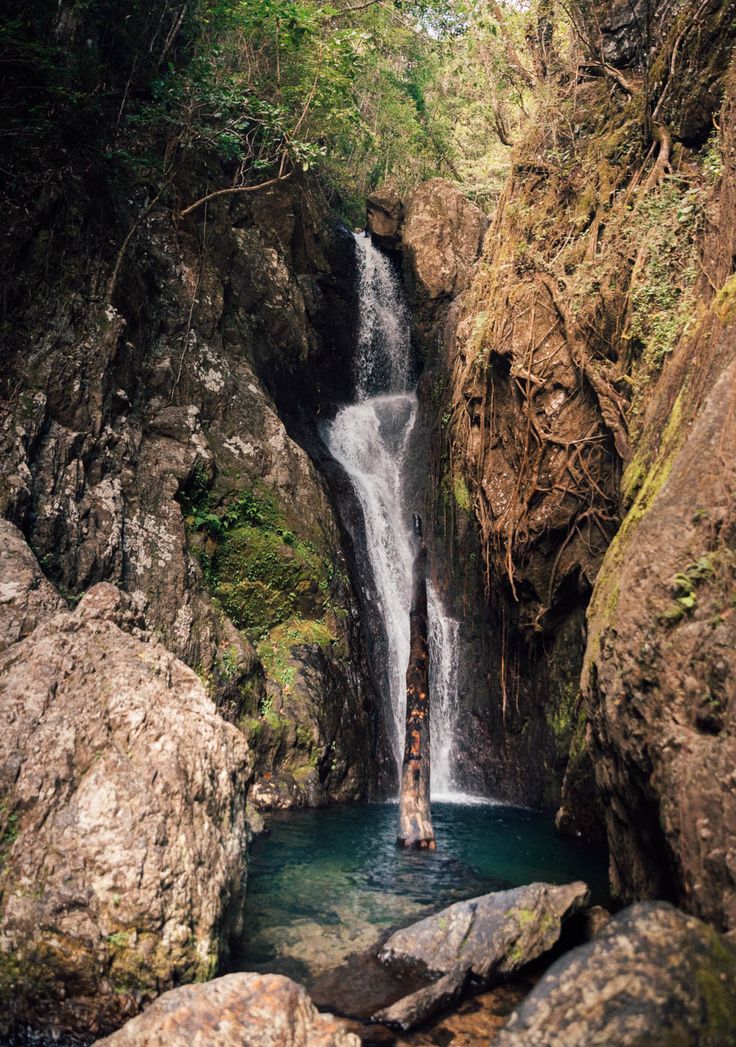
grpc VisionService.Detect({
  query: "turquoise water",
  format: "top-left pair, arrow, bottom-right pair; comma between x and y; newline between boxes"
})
238,800 -> 609,988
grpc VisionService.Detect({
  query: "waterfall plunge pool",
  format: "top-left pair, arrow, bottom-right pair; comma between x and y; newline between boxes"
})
236,799 -> 609,1015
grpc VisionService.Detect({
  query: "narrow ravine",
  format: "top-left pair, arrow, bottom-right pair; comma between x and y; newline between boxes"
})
325,232 -> 462,796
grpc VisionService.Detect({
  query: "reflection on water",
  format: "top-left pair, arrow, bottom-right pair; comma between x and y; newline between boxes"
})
237,800 -> 609,988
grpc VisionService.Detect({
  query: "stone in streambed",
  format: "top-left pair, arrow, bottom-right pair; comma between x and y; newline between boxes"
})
495,902 -> 736,1046
95,972 -> 361,1046
373,967 -> 469,1031
378,881 -> 590,981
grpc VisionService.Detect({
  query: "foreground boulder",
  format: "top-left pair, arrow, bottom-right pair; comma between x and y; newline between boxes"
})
495,902 -> 736,1047
96,972 -> 361,1046
375,881 -> 589,1029
379,881 -> 589,980
0,581 -> 252,1039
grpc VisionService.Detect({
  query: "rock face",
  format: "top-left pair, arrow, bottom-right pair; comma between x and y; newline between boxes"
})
0,168 -> 377,807
378,881 -> 589,981
495,902 -> 736,1047
412,1 -> 736,874
366,188 -> 403,249
0,576 -> 252,1039
579,61 -> 736,930
97,972 -> 361,1046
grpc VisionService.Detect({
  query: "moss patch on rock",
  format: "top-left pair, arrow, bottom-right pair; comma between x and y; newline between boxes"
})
181,482 -> 333,643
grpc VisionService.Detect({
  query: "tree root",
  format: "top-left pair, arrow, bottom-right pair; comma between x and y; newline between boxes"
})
539,273 -> 630,462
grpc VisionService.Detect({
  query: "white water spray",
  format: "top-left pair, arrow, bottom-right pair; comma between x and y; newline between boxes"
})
325,232 -> 462,796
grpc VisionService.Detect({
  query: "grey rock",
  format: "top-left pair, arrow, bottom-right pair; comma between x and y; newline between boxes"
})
379,881 -> 590,982
373,967 -> 468,1031
0,580 -> 252,1038
95,972 -> 361,1046
495,902 -> 736,1047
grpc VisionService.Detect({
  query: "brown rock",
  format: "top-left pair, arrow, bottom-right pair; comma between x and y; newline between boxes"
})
366,188 -> 403,249
374,882 -> 589,1031
402,178 -> 488,308
0,580 -> 252,1039
373,968 -> 468,1032
95,972 -> 361,1046
0,518 -> 64,651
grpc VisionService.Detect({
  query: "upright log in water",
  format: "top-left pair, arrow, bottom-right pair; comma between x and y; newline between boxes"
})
397,514 -> 436,850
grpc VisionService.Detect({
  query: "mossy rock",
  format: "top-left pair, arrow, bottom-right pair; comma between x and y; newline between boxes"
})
214,526 -> 328,636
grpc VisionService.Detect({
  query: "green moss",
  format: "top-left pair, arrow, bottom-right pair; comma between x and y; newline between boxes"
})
257,619 -> 334,688
453,474 -> 472,513
546,681 -> 580,751
181,482 -> 333,642
515,907 -> 535,927
714,275 -> 736,325
214,523 -> 328,636
107,931 -> 130,949
695,932 -> 736,1041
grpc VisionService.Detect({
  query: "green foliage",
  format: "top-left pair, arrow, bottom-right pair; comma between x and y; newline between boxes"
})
452,474 -> 472,512
702,129 -> 724,184
257,619 -> 334,687
627,183 -> 702,367
0,804 -> 19,866
660,556 -> 714,626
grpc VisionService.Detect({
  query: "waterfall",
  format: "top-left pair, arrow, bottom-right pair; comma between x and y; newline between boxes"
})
325,232 -> 461,794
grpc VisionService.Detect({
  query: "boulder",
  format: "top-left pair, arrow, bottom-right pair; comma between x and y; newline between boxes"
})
401,179 -> 488,310
96,972 -> 361,1046
378,881 -> 590,982
0,580 -> 252,1040
495,902 -> 736,1047
366,188 -> 403,249
0,518 -> 64,651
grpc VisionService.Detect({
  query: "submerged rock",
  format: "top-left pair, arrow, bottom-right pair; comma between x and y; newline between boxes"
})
494,902 -> 736,1047
96,972 -> 361,1046
379,881 -> 589,980
374,881 -> 589,1030
373,967 -> 468,1031
0,579 -> 252,1040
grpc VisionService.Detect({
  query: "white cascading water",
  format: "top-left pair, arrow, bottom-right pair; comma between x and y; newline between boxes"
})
325,232 -> 461,796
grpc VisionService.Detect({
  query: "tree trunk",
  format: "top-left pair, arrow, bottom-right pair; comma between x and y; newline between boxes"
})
397,514 -> 436,850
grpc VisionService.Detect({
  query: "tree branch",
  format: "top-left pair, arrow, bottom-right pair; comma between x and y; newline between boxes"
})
179,170 -> 293,218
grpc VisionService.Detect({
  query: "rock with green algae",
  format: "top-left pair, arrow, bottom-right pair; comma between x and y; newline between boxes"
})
374,881 -> 589,1031
95,972 -> 360,1046
0,578 -> 251,1041
494,902 -> 736,1047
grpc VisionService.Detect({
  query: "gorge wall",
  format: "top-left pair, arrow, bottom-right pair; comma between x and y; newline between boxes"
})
377,0 -> 736,930
3,0 -> 736,1037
